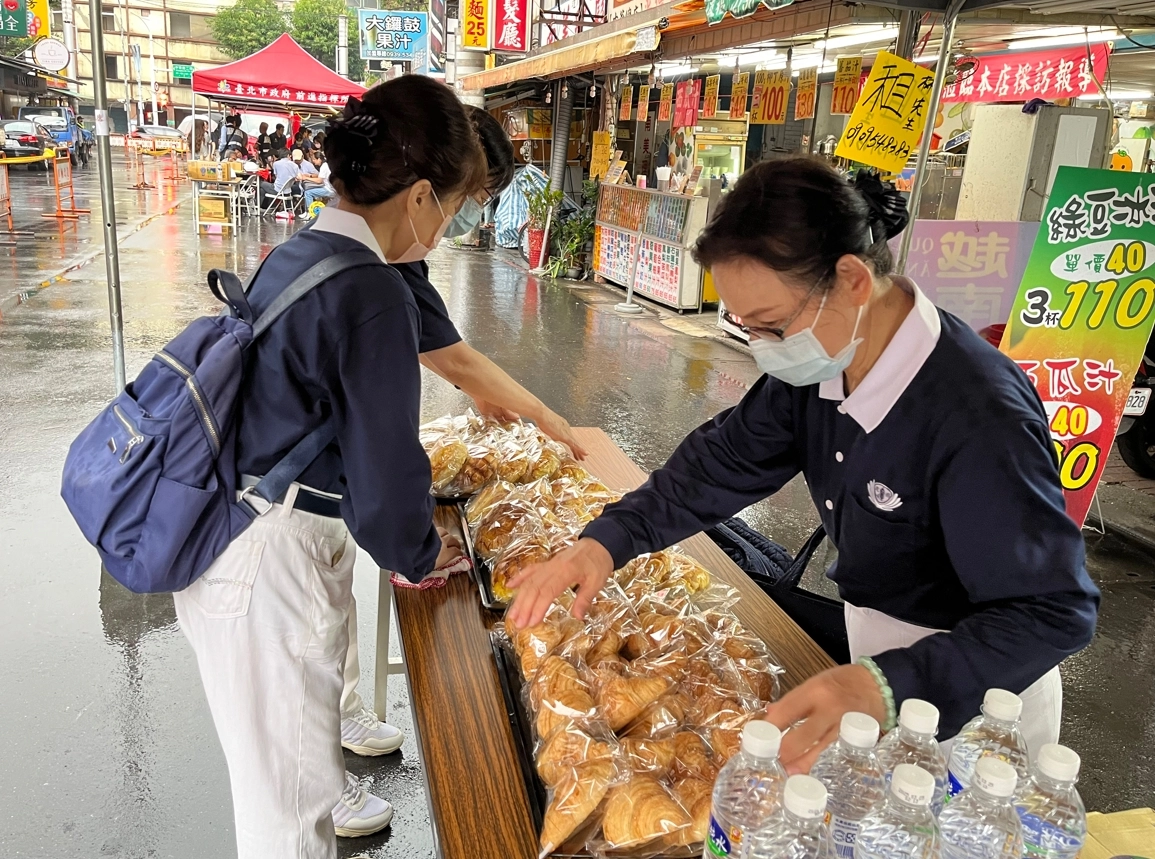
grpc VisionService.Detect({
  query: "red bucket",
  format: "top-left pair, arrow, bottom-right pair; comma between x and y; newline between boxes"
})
527,227 -> 546,268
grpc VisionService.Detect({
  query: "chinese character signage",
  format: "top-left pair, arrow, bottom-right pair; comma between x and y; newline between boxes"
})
2,0 -> 28,37
590,130 -> 612,180
892,220 -> 1037,331
658,83 -> 674,122
27,0 -> 48,37
1000,167 -> 1155,525
702,74 -> 720,119
619,85 -> 633,122
795,67 -> 817,120
704,0 -> 782,26
493,0 -> 528,53
748,70 -> 769,123
749,70 -> 787,125
941,44 -> 1110,104
673,79 -> 700,128
831,56 -> 862,115
636,84 -> 651,122
462,0 -> 490,50
835,51 -> 935,173
729,72 -> 749,119
358,9 -> 429,68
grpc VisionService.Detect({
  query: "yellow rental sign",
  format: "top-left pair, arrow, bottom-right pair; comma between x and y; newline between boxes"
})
462,0 -> 490,49
834,51 -> 935,173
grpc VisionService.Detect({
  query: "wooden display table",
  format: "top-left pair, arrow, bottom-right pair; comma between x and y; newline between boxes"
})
389,426 -> 836,859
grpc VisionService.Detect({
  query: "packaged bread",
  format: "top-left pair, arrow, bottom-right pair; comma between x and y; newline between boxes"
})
491,537 -> 551,603
528,439 -> 566,482
599,775 -> 692,850
666,553 -> 712,594
509,620 -> 562,678
539,758 -> 614,855
425,435 -> 468,492
472,493 -> 542,559
444,442 -> 498,495
594,670 -> 668,733
672,730 -> 717,782
671,775 -> 713,845
625,691 -> 692,739
619,736 -> 676,776
556,460 -> 590,482
464,479 -> 516,528
530,656 -> 598,739
494,435 -> 532,483
536,725 -> 615,787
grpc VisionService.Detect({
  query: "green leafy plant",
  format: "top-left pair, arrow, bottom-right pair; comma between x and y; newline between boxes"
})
292,0 -> 365,79
210,0 -> 289,60
524,181 -> 563,230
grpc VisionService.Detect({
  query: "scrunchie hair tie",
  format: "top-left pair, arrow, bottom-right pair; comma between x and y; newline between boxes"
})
852,170 -> 910,244
328,97 -> 383,174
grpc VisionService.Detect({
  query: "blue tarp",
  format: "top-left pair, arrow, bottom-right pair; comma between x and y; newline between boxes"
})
495,164 -> 548,249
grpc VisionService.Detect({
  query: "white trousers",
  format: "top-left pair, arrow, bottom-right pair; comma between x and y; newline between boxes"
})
340,595 -> 367,718
173,485 -> 356,859
844,602 -> 1063,758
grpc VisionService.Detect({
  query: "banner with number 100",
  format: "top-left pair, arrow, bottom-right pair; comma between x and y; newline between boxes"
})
1000,166 -> 1155,525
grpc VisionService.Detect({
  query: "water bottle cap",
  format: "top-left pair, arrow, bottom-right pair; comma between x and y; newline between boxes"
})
973,757 -> 1018,797
898,699 -> 940,736
890,763 -> 935,806
740,720 -> 782,759
1037,744 -> 1081,782
784,774 -> 828,819
982,688 -> 1023,722
839,711 -> 880,749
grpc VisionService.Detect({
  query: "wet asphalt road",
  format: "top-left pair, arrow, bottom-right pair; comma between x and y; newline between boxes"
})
0,165 -> 1152,858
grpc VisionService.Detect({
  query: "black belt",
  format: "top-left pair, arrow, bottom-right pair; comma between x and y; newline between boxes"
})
239,475 -> 343,519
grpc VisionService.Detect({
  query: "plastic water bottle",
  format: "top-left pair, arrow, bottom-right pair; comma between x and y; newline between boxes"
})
809,712 -> 887,858
1015,744 -> 1086,858
855,764 -> 939,859
876,699 -> 948,816
704,721 -> 787,859
745,775 -> 834,859
938,757 -> 1023,859
946,689 -> 1029,799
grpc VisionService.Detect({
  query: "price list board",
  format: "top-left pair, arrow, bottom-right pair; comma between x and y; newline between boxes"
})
635,238 -> 684,305
597,185 -> 649,231
643,195 -> 690,245
594,224 -> 638,286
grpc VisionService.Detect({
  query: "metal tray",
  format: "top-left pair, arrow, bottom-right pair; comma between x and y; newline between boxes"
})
489,632 -> 548,835
456,503 -> 508,611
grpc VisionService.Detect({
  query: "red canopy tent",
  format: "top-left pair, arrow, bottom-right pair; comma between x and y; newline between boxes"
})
191,34 -> 365,109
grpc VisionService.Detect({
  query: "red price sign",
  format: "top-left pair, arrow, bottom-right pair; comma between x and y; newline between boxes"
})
795,67 -> 817,120
831,56 -> 863,115
764,70 -> 789,124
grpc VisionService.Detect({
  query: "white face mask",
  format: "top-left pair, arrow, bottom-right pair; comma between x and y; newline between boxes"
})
748,292 -> 864,387
388,188 -> 452,264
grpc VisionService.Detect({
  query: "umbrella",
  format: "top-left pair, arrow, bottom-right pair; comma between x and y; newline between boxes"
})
177,114 -> 220,136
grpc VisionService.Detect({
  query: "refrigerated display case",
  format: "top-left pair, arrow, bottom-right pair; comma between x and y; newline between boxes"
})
593,183 -> 711,310
693,117 -> 748,190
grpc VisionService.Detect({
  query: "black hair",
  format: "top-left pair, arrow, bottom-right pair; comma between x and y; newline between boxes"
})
693,156 -> 910,287
467,106 -> 514,196
324,76 -> 486,207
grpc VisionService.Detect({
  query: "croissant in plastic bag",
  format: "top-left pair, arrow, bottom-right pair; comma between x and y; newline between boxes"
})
540,758 -> 614,855
491,538 -> 552,603
672,730 -> 718,782
473,494 -> 541,559
671,775 -> 713,845
464,480 -> 516,528
599,775 -> 692,850
531,656 -> 597,739
626,691 -> 692,739
509,621 -> 562,677
594,670 -> 668,733
536,725 -> 615,787
619,736 -> 676,776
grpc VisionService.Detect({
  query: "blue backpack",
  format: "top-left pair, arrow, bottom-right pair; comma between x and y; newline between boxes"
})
61,251 -> 380,594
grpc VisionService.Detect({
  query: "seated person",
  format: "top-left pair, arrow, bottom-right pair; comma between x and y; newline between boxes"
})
300,149 -> 335,215
259,148 -> 304,202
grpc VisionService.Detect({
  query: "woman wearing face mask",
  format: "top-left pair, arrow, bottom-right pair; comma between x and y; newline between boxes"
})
171,76 -> 485,859
508,157 -> 1099,770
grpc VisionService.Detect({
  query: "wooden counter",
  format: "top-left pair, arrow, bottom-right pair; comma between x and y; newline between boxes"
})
393,427 -> 836,859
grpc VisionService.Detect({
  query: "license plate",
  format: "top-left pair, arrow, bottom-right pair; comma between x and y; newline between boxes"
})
1124,387 -> 1151,416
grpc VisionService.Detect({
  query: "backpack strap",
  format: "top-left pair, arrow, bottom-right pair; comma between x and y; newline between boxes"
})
773,524 -> 828,594
207,270 -> 254,323
239,249 -> 385,513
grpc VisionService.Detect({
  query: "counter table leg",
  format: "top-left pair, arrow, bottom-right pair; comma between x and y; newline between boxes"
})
374,571 -> 406,719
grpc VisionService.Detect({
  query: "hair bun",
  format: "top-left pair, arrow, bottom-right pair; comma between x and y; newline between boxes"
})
853,171 -> 909,241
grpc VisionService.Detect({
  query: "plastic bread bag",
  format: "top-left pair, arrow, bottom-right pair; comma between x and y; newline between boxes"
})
490,531 -> 552,604
669,729 -> 719,783
587,773 -> 693,855
444,440 -> 499,496
471,489 -> 543,560
590,663 -> 670,734
668,773 -> 713,848
523,436 -> 566,483
618,735 -> 678,778
538,757 -> 616,858
528,654 -> 599,741
623,689 -> 694,739
494,432 -> 532,484
555,459 -> 591,483
534,720 -> 618,787
464,479 -> 517,529
663,552 -> 713,594
425,435 -> 469,493
419,410 -> 483,446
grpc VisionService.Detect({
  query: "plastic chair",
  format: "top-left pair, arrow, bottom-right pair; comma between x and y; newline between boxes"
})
262,183 -> 301,218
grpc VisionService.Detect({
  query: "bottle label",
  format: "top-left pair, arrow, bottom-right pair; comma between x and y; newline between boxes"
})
705,815 -> 734,858
1017,810 -> 1085,854
947,744 -> 983,796
829,814 -> 861,859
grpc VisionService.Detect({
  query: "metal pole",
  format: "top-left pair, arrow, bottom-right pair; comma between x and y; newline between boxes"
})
61,0 -> 79,82
89,0 -> 127,392
148,27 -> 158,121
134,45 -> 145,126
896,1 -> 960,275
337,15 -> 349,79
895,10 -> 920,61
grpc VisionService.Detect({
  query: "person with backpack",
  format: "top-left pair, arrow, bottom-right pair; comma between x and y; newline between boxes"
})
63,75 -> 488,859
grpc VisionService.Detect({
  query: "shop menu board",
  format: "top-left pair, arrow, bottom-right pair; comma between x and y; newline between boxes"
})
593,224 -> 637,285
643,194 -> 691,244
636,238 -> 684,305
597,184 -> 649,232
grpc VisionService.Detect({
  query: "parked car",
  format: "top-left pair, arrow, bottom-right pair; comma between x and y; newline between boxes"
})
17,105 -> 86,165
130,124 -> 186,145
0,119 -> 57,169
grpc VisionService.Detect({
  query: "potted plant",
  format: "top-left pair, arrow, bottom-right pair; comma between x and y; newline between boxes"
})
524,181 -> 563,268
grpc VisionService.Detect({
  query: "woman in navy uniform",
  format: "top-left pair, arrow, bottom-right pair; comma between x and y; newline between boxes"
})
172,76 -> 487,859
509,157 -> 1099,770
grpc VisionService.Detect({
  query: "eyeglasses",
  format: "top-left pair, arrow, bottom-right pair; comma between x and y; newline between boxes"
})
735,285 -> 821,341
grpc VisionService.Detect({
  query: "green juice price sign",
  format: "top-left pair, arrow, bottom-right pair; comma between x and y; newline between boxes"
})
1000,166 -> 1155,525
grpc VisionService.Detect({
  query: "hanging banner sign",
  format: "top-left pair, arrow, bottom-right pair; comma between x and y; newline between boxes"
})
658,83 -> 674,122
940,43 -> 1111,104
748,70 -> 770,124
702,74 -> 720,119
999,167 -> 1155,526
27,0 -> 48,37
620,85 -> 634,122
835,51 -> 935,172
673,79 -> 700,128
831,56 -> 863,115
795,67 -> 818,120
590,130 -> 612,180
704,0 -> 785,26
636,84 -> 651,122
2,0 -> 28,37
493,0 -> 529,52
764,69 -> 789,124
461,0 -> 491,49
729,72 -> 749,119
359,9 -> 429,67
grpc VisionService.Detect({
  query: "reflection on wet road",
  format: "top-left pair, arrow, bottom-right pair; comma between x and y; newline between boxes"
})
0,189 -> 1152,858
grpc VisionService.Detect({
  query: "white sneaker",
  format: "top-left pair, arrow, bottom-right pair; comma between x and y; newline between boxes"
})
332,771 -> 394,838
341,707 -> 405,756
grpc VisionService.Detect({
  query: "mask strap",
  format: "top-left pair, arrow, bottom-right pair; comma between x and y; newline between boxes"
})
850,302 -> 865,341
407,186 -> 448,247
811,290 -> 830,327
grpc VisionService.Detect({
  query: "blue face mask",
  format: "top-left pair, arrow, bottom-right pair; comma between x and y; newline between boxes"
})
747,293 -> 864,387
444,197 -> 484,238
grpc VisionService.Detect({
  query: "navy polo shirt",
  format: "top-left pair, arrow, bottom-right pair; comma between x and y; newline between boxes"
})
236,208 -> 440,581
583,279 -> 1099,735
394,261 -> 464,353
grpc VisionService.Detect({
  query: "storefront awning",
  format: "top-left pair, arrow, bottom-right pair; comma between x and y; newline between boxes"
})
460,28 -> 655,91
